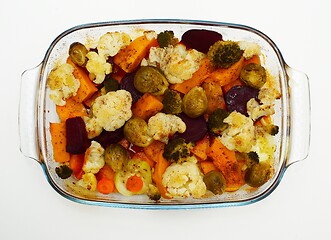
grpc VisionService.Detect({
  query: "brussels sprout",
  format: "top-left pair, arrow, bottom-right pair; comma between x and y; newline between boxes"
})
124,118 -> 153,147
104,144 -> 129,172
69,42 -> 88,67
182,86 -> 208,118
203,170 -> 226,195
240,63 -> 266,89
245,161 -> 272,187
134,66 -> 169,96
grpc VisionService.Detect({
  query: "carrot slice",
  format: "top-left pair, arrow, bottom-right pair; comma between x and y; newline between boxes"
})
97,178 -> 115,194
126,175 -> 144,193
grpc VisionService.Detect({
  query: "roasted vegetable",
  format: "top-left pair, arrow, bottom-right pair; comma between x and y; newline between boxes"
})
65,117 -> 90,154
162,89 -> 182,115
104,143 -> 129,172
240,63 -> 266,89
69,42 -> 88,67
134,66 -> 169,96
203,170 -> 226,195
132,93 -> 164,120
103,75 -> 120,92
50,122 -> 70,163
163,138 -> 194,163
124,117 -> 153,147
113,35 -> 158,73
207,40 -> 242,68
207,108 -> 229,135
67,58 -> 98,103
157,30 -> 178,48
147,184 -> 162,201
245,162 -> 272,187
55,164 -> 73,179
182,86 -> 208,118
181,29 -> 223,53
264,124 -> 279,136
114,159 -> 152,196
247,151 -> 259,163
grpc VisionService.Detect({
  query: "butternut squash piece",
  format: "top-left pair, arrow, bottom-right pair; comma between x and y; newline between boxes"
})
202,81 -> 226,114
191,134 -> 210,161
50,122 -> 70,163
222,79 -> 245,94
243,54 -> 261,66
56,97 -> 87,122
143,140 -> 165,162
200,161 -> 217,174
113,36 -> 158,73
132,93 -> 163,120
206,137 -> 245,191
67,58 -> 98,103
170,58 -> 214,94
205,56 -> 245,86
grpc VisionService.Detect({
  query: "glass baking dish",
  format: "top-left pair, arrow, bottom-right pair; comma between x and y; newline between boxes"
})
19,19 -> 310,209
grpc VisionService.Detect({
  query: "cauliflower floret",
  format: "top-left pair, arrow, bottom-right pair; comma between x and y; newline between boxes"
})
221,111 -> 256,153
76,173 -> 97,191
47,63 -> 80,106
145,44 -> 205,84
238,41 -> 262,59
247,74 -> 281,121
247,98 -> 275,121
83,141 -> 105,174
129,29 -> 157,41
86,51 -> 112,84
86,90 -> 132,134
147,113 -> 186,143
162,158 -> 206,198
97,32 -> 131,58
84,116 -> 103,139
250,131 -> 276,163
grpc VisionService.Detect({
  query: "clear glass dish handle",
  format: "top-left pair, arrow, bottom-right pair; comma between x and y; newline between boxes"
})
285,65 -> 311,167
19,64 -> 42,163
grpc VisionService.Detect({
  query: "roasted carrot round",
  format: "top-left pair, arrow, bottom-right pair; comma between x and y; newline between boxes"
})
126,175 -> 144,193
97,178 -> 115,194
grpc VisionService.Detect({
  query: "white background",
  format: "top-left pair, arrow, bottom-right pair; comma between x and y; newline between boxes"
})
1,0 -> 330,239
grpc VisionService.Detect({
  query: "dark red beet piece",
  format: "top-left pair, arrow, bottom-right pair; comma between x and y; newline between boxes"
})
93,127 -> 124,149
120,71 -> 143,104
174,113 -> 208,143
224,85 -> 259,116
66,117 -> 90,154
181,29 -> 223,53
